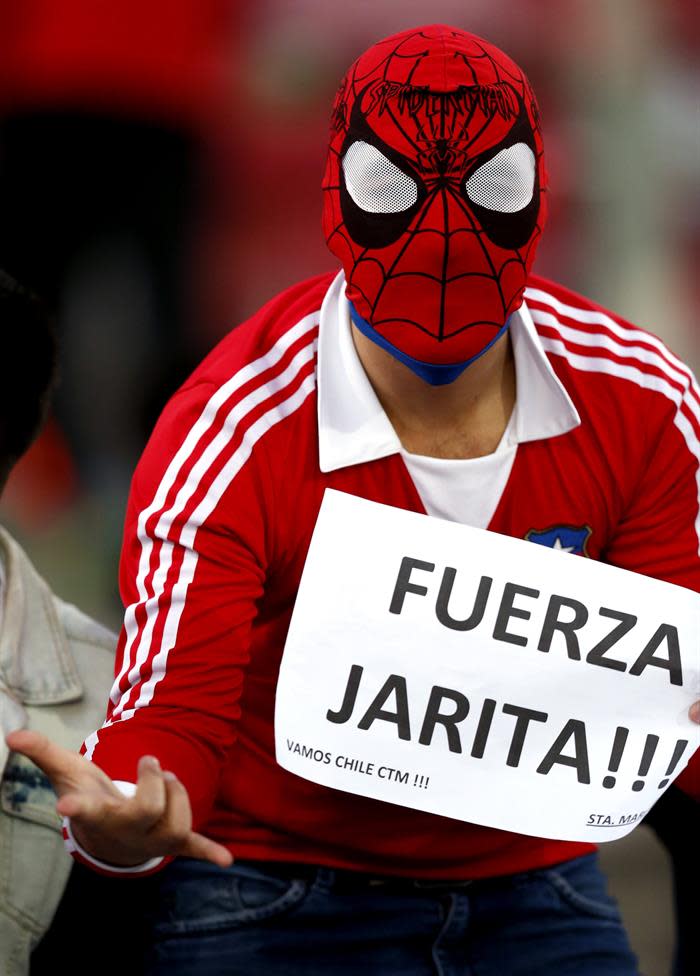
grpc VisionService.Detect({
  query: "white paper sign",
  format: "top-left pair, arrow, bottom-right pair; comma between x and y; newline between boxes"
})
275,489 -> 700,842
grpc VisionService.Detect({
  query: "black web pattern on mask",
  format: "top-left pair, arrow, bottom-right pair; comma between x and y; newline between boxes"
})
324,29 -> 546,341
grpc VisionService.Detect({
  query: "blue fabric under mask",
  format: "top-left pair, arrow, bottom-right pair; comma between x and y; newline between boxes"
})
348,302 -> 512,386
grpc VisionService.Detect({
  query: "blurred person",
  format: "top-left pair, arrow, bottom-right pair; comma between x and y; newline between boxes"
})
0,0 -> 239,501
6,25 -> 700,976
0,270 -> 115,975
644,788 -> 699,975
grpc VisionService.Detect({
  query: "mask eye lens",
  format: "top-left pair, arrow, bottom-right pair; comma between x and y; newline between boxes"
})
466,143 -> 535,213
342,140 -> 419,214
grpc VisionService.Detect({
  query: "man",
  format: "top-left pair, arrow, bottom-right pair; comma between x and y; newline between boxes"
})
0,270 -> 115,975
7,25 -> 700,975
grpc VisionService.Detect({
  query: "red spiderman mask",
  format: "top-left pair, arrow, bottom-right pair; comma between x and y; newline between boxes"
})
322,26 -> 547,385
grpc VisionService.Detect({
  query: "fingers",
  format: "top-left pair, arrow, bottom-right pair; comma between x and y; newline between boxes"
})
5,729 -> 76,780
690,701 -> 700,724
133,756 -> 167,827
7,737 -> 219,869
56,791 -> 109,821
52,756 -> 233,869
61,760 -> 174,866
6,729 -> 123,804
7,735 -> 234,869
57,758 -> 167,826
160,773 -> 232,867
151,771 -> 194,856
182,831 -> 234,868
161,771 -> 192,834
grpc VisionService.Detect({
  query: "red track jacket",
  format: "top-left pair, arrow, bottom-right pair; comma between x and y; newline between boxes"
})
73,270 -> 700,877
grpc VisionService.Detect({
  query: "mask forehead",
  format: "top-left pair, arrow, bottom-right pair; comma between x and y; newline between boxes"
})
348,24 -> 524,89
350,83 -> 527,180
332,26 -> 541,168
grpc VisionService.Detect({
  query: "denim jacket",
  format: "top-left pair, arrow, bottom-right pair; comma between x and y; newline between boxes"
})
0,527 -> 115,976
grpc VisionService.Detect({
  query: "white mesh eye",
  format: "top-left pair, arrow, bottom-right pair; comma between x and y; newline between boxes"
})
342,140 -> 418,214
466,143 -> 536,213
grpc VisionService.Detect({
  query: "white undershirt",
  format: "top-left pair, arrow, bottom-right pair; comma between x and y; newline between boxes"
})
400,407 -> 518,529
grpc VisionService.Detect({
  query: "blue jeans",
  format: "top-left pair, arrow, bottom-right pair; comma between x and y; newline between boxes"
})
143,853 -> 639,975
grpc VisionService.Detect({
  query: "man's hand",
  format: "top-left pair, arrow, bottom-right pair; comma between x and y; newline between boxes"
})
690,702 -> 700,725
4,729 -> 233,869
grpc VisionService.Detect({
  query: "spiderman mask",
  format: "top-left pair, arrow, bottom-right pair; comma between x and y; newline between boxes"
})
322,25 -> 547,385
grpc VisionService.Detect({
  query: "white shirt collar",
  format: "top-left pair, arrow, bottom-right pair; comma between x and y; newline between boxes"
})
317,271 -> 580,473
